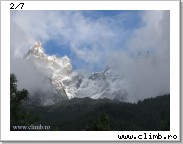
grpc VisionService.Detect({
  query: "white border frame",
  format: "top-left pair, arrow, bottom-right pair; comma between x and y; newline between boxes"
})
0,0 -> 180,141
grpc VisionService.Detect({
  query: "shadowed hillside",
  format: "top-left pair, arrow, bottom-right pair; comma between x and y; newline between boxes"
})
21,94 -> 170,131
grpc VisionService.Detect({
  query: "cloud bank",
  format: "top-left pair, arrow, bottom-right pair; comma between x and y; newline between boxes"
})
10,10 -> 170,102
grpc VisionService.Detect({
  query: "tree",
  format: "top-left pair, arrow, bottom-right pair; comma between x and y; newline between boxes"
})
10,73 -> 38,130
84,111 -> 111,131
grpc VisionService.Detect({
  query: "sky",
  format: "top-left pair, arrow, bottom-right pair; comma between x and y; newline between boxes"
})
10,10 -> 170,102
11,10 -> 144,71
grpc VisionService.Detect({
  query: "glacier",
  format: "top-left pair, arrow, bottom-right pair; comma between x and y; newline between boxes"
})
24,42 -> 128,105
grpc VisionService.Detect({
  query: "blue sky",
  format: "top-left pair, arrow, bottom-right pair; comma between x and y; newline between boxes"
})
37,10 -> 144,71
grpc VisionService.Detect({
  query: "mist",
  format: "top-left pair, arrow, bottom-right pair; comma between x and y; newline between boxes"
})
106,11 -> 170,102
10,10 -> 170,103
10,20 -> 56,99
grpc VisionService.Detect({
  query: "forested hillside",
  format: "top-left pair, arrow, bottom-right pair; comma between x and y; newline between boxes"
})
10,73 -> 170,131
22,94 -> 170,131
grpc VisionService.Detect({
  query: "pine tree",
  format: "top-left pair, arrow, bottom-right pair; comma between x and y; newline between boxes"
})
10,73 -> 38,130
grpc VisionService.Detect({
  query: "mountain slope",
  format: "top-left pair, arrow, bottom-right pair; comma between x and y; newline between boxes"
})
24,42 -> 128,104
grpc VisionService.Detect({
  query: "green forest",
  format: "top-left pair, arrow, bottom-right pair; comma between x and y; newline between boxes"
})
10,73 -> 170,131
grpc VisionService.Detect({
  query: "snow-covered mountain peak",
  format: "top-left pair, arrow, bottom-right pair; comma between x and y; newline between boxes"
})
24,42 -> 128,105
26,42 -> 72,74
24,42 -> 75,104
29,42 -> 45,56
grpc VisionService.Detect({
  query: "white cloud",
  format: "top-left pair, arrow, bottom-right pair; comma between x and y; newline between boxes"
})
107,11 -> 170,101
11,11 -> 125,65
10,10 -> 170,102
